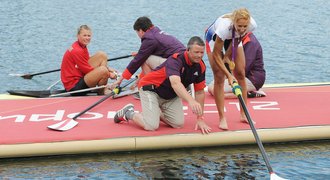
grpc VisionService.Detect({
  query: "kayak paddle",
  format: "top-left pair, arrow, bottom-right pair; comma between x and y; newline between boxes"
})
231,82 -> 287,180
47,77 -> 137,131
10,54 -> 133,79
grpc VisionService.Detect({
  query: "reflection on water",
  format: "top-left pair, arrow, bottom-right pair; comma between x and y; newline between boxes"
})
1,140 -> 329,179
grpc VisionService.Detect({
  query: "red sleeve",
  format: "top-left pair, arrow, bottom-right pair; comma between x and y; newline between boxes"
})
122,68 -> 133,80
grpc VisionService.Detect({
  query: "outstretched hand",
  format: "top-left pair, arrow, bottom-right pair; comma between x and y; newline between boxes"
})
195,119 -> 212,134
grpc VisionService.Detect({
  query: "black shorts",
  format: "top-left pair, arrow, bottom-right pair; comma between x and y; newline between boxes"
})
68,78 -> 90,96
224,39 -> 231,51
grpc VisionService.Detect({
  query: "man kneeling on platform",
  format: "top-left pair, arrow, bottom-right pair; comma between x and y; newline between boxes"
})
113,36 -> 211,134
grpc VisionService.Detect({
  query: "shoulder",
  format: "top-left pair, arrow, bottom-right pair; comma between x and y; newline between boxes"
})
166,52 -> 184,65
198,60 -> 206,73
214,16 -> 232,40
70,41 -> 84,53
169,52 -> 183,62
143,26 -> 160,38
247,33 -> 261,46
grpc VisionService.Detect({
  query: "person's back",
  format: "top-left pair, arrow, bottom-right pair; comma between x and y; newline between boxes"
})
123,17 -> 185,79
142,26 -> 185,58
112,16 -> 185,89
243,33 -> 265,91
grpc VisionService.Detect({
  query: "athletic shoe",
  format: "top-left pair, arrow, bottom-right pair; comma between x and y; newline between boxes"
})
247,90 -> 266,98
114,103 -> 134,123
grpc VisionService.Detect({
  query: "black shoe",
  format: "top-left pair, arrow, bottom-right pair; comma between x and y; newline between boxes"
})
248,91 -> 266,98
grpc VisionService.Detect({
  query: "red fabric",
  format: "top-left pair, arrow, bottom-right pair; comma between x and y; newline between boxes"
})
60,41 -> 93,90
1,85 -> 330,144
138,67 -> 167,88
194,81 -> 206,91
122,68 -> 133,80
242,32 -> 252,45
205,41 -> 211,53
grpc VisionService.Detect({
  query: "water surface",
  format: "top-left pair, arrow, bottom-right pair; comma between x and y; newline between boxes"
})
0,0 -> 329,179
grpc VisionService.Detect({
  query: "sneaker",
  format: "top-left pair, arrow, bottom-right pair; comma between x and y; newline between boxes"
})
114,103 -> 134,123
247,90 -> 266,98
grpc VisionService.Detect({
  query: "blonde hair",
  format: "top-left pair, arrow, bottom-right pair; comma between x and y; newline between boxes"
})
224,8 -> 251,24
77,25 -> 91,35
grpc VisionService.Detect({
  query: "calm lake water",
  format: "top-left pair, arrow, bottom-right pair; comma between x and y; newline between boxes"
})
0,0 -> 329,179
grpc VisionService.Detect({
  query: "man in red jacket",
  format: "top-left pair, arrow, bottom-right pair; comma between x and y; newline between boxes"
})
61,25 -> 117,96
113,36 -> 211,134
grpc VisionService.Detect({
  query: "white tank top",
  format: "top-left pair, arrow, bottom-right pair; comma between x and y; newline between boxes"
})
213,14 -> 257,41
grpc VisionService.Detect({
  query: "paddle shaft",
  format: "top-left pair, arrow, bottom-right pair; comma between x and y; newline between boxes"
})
49,85 -> 106,97
236,94 -> 274,174
224,62 -> 275,174
21,54 -> 133,79
71,77 -> 137,120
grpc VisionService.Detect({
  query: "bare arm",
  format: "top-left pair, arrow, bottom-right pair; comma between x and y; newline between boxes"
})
169,75 -> 211,134
213,36 -> 235,85
169,75 -> 199,113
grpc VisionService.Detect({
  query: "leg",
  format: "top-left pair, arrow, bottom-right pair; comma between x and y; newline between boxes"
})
84,66 -> 110,88
131,89 -> 161,130
207,52 -> 228,130
208,79 -> 237,99
88,51 -> 108,68
233,46 -> 251,123
160,97 -> 184,128
207,80 -> 214,96
85,51 -> 113,94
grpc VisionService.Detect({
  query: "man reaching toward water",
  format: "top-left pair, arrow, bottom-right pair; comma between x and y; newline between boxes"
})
113,36 -> 211,134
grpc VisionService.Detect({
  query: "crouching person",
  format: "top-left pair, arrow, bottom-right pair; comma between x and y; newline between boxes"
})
113,36 -> 211,134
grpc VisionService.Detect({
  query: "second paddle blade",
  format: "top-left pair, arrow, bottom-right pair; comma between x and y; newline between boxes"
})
47,119 -> 79,131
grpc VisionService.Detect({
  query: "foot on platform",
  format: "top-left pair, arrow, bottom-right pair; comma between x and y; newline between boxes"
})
240,117 -> 256,124
219,118 -> 228,130
114,103 -> 134,123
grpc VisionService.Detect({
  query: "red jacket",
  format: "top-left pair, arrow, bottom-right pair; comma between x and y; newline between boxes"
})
60,41 -> 93,90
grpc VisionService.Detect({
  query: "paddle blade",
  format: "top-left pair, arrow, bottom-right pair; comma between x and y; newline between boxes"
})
21,74 -> 33,79
47,119 -> 78,131
9,73 -> 33,79
270,173 -> 287,180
